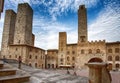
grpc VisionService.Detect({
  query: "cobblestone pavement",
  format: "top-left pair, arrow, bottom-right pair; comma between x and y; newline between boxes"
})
8,63 -> 120,83
57,69 -> 120,83
10,63 -> 88,83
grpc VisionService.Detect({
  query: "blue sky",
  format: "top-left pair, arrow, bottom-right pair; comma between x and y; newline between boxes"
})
0,0 -> 120,50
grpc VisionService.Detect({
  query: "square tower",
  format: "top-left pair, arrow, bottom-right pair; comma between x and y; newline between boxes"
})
1,10 -> 16,57
13,3 -> 33,45
78,5 -> 88,43
58,32 -> 67,66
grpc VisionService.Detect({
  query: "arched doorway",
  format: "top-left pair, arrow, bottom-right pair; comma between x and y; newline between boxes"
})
48,64 -> 50,69
88,57 -> 103,63
52,64 -> 54,68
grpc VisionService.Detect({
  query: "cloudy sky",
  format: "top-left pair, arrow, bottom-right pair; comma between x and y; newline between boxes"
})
0,0 -> 120,50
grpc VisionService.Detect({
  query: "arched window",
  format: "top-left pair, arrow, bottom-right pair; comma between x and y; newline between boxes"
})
88,49 -> 92,54
116,64 -> 119,68
96,49 -> 100,53
108,56 -> 112,61
108,49 -> 112,53
115,56 -> 119,61
67,56 -> 70,61
81,49 -> 84,54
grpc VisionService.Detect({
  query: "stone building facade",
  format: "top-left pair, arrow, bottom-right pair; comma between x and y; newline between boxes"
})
46,49 -> 58,69
58,5 -> 120,70
1,3 -> 45,69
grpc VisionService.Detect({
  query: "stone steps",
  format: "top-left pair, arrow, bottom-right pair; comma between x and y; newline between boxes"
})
0,69 -> 16,76
0,75 -> 30,83
0,62 -> 3,69
0,61 -> 30,83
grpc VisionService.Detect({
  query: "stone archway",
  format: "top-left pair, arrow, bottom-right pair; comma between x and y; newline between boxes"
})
88,57 -> 103,63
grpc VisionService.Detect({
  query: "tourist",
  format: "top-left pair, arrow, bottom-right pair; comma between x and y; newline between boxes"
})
18,56 -> 22,69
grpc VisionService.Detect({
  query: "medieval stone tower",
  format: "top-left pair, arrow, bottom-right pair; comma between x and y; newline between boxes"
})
14,3 -> 33,45
78,5 -> 88,43
1,3 -> 34,57
1,10 -> 16,56
58,32 -> 67,65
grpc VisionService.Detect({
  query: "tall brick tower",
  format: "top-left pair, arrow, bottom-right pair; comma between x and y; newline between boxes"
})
13,3 -> 33,45
58,32 -> 67,66
78,5 -> 88,43
1,10 -> 16,57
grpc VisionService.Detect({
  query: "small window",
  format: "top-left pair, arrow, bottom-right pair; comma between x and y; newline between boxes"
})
18,40 -> 20,44
108,49 -> 112,53
15,55 -> 17,58
81,5 -> 84,9
96,49 -> 100,53
115,56 -> 119,61
60,58 -> 63,62
116,64 -> 119,68
29,55 -> 32,59
61,63 -> 63,65
9,55 -> 11,58
35,56 -> 37,59
72,51 -> 75,54
67,56 -> 70,61
81,49 -> 84,54
80,36 -> 85,42
72,57 -> 75,61
67,51 -> 70,54
16,48 -> 18,51
108,56 -> 112,61
115,48 -> 119,53
88,49 -> 92,54
61,48 -> 63,51
35,63 -> 37,67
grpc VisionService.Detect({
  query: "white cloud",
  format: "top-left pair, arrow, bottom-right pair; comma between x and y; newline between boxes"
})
33,16 -> 77,50
88,0 -> 120,42
47,0 -> 99,20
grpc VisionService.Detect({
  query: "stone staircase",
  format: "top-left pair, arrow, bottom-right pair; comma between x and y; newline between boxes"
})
0,61 -> 30,83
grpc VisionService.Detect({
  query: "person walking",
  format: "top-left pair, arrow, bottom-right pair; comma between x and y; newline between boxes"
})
18,56 -> 22,69
3,56 -> 6,64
